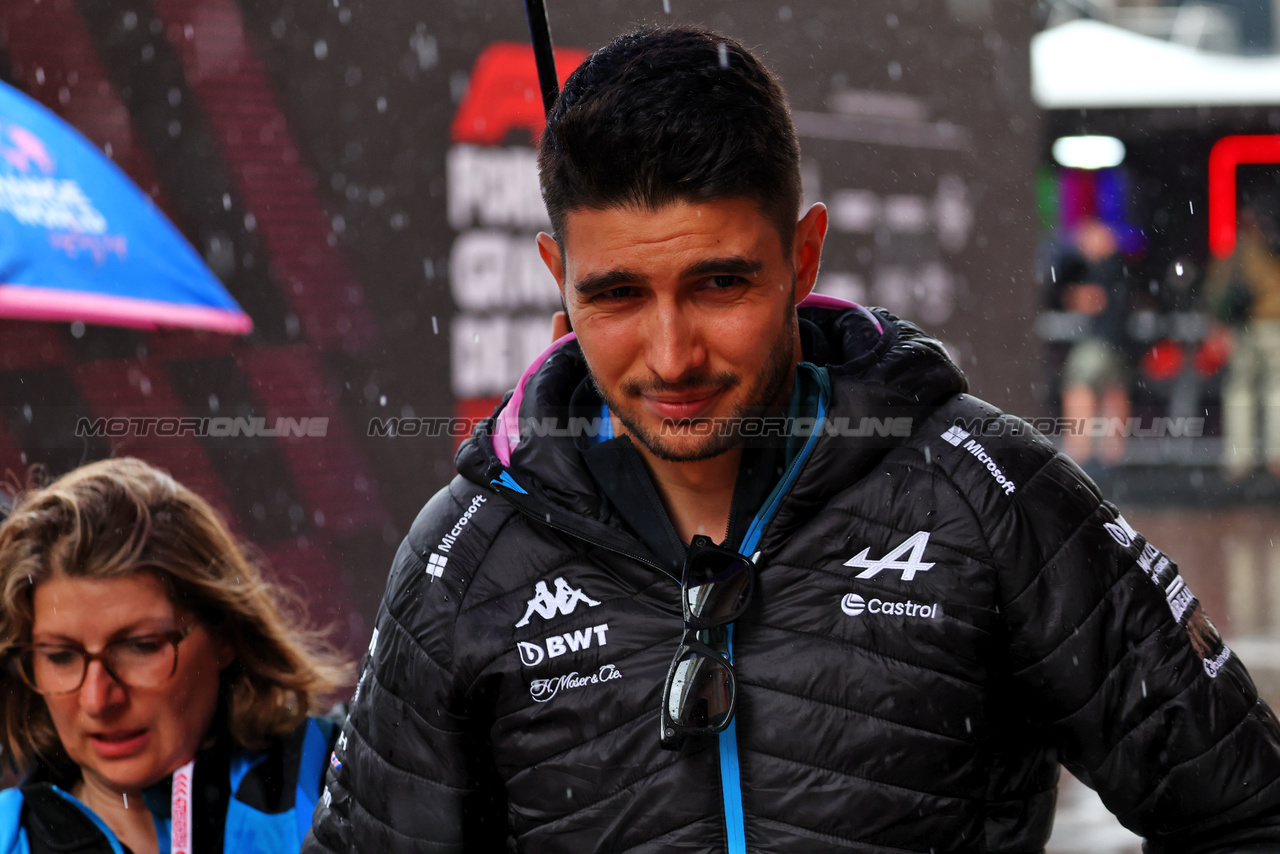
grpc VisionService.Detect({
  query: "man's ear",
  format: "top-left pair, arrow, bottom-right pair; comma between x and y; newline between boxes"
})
537,232 -> 566,301
792,203 -> 828,304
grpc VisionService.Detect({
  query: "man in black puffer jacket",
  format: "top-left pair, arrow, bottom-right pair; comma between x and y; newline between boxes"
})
306,26 -> 1280,854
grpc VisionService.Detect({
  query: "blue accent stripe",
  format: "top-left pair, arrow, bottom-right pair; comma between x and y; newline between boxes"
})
600,402 -> 613,441
491,471 -> 529,495
295,719 -> 330,841
717,366 -> 830,854
0,789 -> 24,853
741,377 -> 828,555
719,624 -> 747,853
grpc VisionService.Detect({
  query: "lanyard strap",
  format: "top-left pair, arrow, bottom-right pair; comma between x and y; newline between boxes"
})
171,760 -> 195,854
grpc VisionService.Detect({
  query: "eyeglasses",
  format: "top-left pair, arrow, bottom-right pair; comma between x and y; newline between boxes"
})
10,625 -> 194,695
660,535 -> 756,750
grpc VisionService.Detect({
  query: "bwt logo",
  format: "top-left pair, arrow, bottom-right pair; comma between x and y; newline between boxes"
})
517,622 -> 610,667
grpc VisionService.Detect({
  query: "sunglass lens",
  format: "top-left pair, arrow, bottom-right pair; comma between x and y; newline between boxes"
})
685,556 -> 753,624
667,650 -> 734,730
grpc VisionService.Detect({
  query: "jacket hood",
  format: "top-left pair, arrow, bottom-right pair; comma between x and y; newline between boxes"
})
456,297 -> 967,527
766,297 -> 968,544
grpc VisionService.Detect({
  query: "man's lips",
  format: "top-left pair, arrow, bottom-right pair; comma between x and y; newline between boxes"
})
642,389 -> 722,420
89,728 -> 149,758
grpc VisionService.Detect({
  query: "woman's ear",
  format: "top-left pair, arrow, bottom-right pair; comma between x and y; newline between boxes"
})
210,630 -> 236,672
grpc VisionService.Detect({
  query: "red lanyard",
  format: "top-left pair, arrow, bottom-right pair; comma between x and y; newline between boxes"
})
170,760 -> 194,854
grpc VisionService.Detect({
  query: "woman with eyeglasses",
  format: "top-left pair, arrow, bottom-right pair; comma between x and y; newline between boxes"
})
0,457 -> 352,854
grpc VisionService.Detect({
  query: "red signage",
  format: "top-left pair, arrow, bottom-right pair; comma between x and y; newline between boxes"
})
451,42 -> 589,146
1208,134 -> 1280,257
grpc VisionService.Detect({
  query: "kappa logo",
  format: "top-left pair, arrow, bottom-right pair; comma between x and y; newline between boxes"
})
515,577 -> 601,627
844,531 -> 935,581
517,622 -> 610,666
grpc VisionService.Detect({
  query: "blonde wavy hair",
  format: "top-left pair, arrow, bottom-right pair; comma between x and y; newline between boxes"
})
0,457 -> 352,773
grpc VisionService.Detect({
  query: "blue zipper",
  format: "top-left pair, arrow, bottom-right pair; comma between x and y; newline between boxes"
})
719,624 -> 747,853
719,365 -> 829,853
599,401 -> 613,441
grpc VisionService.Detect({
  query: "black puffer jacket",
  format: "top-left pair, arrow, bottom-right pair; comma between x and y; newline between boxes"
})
307,303 -> 1280,853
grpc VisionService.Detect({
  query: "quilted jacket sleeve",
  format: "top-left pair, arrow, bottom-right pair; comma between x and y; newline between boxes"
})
304,480 -> 510,853
987,429 -> 1280,851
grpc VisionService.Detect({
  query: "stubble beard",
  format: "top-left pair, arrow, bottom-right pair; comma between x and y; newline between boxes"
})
591,306 -> 799,463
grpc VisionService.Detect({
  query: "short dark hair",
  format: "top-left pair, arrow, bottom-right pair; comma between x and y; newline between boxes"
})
538,26 -> 802,252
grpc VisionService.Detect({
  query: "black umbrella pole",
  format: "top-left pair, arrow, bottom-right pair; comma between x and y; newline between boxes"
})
524,0 -> 560,115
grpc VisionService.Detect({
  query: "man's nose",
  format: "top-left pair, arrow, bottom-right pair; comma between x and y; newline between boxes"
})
79,659 -> 126,715
644,300 -> 706,383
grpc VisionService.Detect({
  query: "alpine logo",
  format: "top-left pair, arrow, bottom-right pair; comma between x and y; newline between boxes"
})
842,592 -> 940,619
515,577 -> 601,627
941,426 -> 970,446
426,552 -> 447,581
517,622 -> 610,666
845,531 -> 935,581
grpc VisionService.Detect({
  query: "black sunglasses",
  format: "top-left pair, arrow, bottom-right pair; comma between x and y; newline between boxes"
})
660,535 -> 756,750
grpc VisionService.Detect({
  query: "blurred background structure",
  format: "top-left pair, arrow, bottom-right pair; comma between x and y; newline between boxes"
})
3,1 -> 1280,850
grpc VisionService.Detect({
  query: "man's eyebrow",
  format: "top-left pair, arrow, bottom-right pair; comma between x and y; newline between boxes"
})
574,269 -> 644,297
573,256 -> 764,296
684,256 -> 764,278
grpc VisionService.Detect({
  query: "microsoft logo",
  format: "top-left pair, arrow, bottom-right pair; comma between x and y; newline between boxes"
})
941,426 -> 970,446
426,552 -> 448,581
